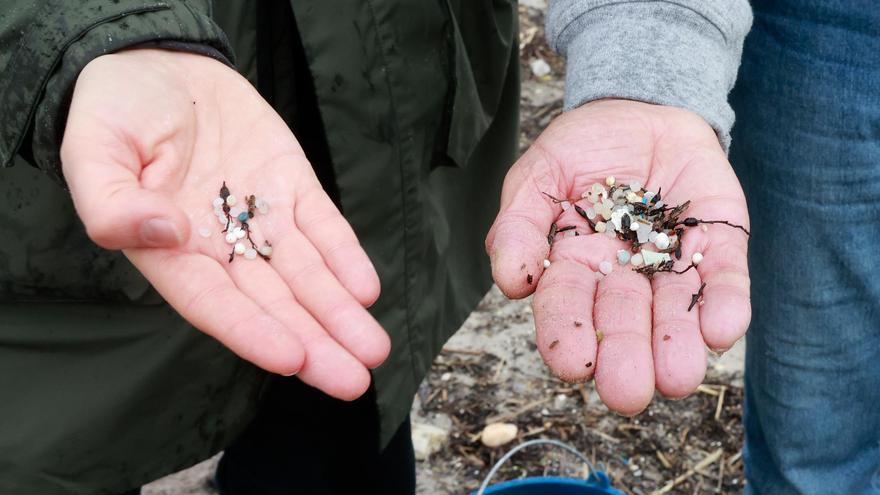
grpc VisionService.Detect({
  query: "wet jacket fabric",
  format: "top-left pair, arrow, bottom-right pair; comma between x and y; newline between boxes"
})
0,1 -> 518,493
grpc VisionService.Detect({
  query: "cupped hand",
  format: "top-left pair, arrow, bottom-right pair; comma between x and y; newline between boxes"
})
61,49 -> 390,400
486,99 -> 750,414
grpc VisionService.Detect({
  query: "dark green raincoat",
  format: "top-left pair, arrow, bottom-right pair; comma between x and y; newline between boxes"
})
0,1 -> 518,493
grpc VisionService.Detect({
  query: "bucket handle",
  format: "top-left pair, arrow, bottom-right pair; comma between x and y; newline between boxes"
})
476,439 -> 597,495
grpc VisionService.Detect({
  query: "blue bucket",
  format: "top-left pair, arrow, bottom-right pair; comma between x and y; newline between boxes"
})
470,440 -> 625,495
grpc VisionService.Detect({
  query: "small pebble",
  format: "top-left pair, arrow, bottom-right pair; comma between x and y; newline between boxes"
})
212,197 -> 225,208
234,242 -> 246,255
244,248 -> 258,260
198,226 -> 211,238
225,195 -> 237,206
543,259 -> 551,269
599,260 -> 613,275
692,252 -> 704,265
617,250 -> 631,265
631,253 -> 644,267
224,232 -> 237,244
480,423 -> 518,448
605,176 -> 615,186
259,244 -> 273,257
654,232 -> 670,250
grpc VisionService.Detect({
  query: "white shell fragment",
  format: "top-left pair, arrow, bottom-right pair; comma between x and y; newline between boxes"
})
224,232 -> 237,244
234,242 -> 246,255
641,250 -> 672,266
244,248 -> 258,260
255,198 -> 269,214
225,195 -> 237,206
599,260 -> 613,275
692,252 -> 704,265
481,423 -> 518,448
543,259 -> 551,269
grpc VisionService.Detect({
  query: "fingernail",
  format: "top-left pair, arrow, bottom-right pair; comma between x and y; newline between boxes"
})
140,218 -> 182,246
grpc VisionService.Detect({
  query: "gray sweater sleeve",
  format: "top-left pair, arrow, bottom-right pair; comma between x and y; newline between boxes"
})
546,0 -> 752,150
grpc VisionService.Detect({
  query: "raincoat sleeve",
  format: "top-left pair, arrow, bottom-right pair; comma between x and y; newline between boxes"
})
546,0 -> 752,151
0,0 -> 234,183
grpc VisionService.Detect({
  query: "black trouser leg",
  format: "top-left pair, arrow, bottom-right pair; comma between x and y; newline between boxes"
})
215,376 -> 416,495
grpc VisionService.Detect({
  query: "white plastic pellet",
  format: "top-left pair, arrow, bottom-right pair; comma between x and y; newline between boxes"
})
234,242 -> 246,255
692,252 -> 704,265
586,207 -> 597,220
654,232 -> 670,250
629,180 -> 642,192
212,197 -> 225,208
630,222 -> 640,231
217,214 -> 229,226
225,232 -> 237,244
605,176 -> 616,187
259,244 -> 273,257
543,259 -> 551,269
631,253 -> 644,267
235,227 -> 246,240
244,248 -> 258,260
599,260 -> 613,275
595,221 -> 606,233
617,250 -> 631,265
225,195 -> 237,206
560,200 -> 571,211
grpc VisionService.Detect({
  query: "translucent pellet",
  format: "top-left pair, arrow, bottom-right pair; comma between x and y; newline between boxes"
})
198,226 -> 211,238
692,252 -> 704,265
244,248 -> 258,260
212,197 -> 225,208
617,250 -> 631,265
234,242 -> 246,255
599,260 -> 613,275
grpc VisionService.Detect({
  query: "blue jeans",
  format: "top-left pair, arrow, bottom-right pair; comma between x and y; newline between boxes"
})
729,1 -> 880,493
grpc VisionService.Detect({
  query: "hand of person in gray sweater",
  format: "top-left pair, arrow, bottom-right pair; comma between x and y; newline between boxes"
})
487,1 -> 752,414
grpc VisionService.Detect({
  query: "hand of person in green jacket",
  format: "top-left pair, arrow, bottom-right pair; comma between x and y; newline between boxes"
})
486,99 -> 750,415
60,49 -> 390,400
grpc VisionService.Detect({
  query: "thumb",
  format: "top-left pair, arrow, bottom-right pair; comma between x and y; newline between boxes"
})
61,133 -> 190,250
485,148 -> 562,299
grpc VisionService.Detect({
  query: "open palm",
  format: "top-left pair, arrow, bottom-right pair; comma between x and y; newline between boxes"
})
61,49 -> 390,400
487,99 -> 751,414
